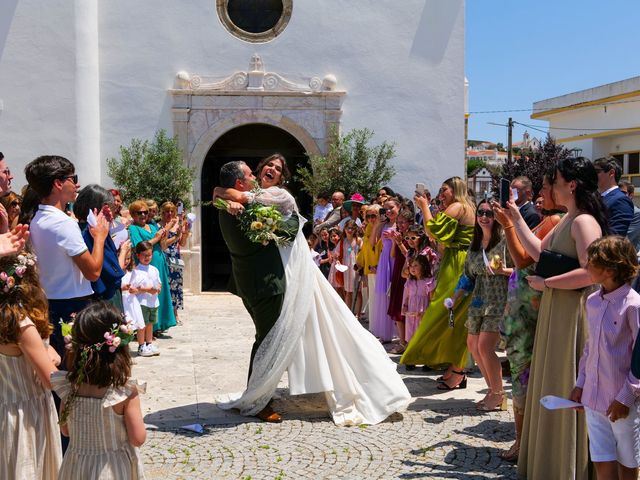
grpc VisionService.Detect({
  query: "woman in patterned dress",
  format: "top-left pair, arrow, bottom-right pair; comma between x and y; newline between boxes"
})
159,202 -> 188,323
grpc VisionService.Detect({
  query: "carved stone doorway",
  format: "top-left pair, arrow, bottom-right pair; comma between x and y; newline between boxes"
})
201,123 -> 310,291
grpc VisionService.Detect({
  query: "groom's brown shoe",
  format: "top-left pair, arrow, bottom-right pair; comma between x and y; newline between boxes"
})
256,405 -> 282,423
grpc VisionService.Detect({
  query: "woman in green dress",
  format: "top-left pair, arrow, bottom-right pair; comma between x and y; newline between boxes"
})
400,177 -> 475,389
127,199 -> 177,333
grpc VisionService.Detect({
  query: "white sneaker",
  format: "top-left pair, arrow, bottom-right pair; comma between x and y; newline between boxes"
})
138,344 -> 154,357
148,343 -> 160,356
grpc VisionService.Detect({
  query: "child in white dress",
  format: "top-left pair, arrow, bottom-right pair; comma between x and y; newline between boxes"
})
120,249 -> 145,355
52,301 -> 146,479
0,251 -> 62,479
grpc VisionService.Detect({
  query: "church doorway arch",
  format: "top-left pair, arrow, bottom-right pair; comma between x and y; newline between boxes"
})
201,123 -> 311,291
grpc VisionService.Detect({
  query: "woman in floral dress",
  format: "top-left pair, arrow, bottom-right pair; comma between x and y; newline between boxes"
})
491,174 -> 563,462
159,202 -> 188,324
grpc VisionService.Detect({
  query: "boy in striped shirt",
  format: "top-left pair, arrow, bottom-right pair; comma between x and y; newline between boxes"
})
570,236 -> 640,479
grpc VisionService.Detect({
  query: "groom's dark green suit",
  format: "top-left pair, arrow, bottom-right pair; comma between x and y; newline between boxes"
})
218,210 -> 299,380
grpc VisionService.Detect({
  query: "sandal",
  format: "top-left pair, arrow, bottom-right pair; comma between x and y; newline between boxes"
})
499,443 -> 520,463
478,391 -> 507,411
436,370 -> 467,390
389,344 -> 406,355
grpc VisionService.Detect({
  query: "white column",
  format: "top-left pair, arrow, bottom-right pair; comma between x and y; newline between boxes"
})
75,0 -> 100,183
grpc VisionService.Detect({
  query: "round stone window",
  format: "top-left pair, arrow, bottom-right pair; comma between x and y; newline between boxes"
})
216,0 -> 293,43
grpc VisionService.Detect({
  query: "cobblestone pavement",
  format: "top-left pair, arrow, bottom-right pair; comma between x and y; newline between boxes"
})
134,295 -> 517,480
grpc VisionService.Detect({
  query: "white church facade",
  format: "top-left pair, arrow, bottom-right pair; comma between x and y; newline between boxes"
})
0,0 -> 465,292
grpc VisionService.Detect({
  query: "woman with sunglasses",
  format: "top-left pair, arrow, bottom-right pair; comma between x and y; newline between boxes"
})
127,200 -> 176,335
355,205 -> 382,325
400,177 -> 475,388
456,200 -> 513,405
0,191 -> 21,229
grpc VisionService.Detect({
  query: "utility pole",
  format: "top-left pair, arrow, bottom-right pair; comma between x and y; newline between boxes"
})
507,117 -> 514,163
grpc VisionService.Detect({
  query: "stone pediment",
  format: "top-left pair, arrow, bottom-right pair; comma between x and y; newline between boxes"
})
171,54 -> 344,96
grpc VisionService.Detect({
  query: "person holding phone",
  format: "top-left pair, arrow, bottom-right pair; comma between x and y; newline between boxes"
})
400,177 -> 476,388
370,197 -> 402,342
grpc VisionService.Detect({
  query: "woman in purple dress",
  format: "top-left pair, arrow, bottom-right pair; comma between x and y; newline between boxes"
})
370,197 -> 401,342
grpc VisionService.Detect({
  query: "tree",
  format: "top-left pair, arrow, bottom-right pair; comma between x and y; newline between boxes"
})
498,134 -> 572,195
467,158 -> 487,175
107,129 -> 196,209
496,142 -> 506,152
296,128 -> 396,200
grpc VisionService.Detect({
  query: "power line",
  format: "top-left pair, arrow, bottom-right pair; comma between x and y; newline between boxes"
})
468,96 -> 640,115
516,121 -> 639,132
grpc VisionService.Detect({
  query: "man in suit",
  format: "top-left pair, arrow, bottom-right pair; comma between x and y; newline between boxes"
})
619,180 -> 640,250
594,157 -> 634,236
217,160 -> 299,423
511,176 -> 540,230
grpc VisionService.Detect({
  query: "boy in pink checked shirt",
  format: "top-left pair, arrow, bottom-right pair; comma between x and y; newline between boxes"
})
570,236 -> 640,480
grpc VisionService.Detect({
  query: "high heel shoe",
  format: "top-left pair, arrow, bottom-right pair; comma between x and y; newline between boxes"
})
436,370 -> 467,390
477,391 -> 507,411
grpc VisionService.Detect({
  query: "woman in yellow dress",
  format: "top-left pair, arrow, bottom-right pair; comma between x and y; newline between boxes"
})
401,177 -> 475,389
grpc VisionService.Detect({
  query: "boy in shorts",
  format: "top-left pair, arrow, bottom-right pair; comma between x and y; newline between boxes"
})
570,236 -> 640,479
133,241 -> 161,357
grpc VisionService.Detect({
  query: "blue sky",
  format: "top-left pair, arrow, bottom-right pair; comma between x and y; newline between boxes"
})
465,0 -> 640,144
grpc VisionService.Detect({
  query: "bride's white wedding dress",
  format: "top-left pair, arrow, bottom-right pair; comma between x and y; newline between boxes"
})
218,187 -> 411,425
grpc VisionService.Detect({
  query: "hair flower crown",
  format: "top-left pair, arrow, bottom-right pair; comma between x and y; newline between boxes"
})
0,253 -> 36,293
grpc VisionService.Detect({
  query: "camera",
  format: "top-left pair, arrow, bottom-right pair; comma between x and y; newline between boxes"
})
379,208 -> 386,216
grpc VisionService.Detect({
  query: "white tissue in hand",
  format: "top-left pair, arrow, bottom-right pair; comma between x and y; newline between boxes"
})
87,210 -> 98,228
335,263 -> 349,272
186,213 -> 196,223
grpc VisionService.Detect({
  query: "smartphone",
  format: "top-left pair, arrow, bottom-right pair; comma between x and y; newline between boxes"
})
379,208 -> 387,221
415,183 -> 426,195
499,178 -> 511,208
177,201 -> 184,215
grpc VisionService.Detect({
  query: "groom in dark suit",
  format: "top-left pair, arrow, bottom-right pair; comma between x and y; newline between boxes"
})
217,160 -> 299,423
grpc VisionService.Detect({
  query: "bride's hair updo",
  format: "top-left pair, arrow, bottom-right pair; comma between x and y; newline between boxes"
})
256,153 -> 291,186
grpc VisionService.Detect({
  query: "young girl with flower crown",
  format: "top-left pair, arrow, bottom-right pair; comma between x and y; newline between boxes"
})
52,301 -> 146,479
0,251 -> 62,479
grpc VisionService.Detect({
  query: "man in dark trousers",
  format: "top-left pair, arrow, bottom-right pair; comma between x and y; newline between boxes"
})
217,160 -> 298,423
511,176 -> 540,230
594,157 -> 634,236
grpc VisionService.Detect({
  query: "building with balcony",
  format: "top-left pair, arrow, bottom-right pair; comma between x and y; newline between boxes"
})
532,76 -> 640,188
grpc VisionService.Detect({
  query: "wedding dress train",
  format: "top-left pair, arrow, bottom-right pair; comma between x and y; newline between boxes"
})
218,188 -> 411,425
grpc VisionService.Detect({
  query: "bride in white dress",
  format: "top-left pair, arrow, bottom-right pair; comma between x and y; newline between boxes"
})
216,155 -> 411,426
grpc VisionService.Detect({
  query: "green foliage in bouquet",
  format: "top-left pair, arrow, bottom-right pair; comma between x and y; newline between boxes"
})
214,198 -> 296,246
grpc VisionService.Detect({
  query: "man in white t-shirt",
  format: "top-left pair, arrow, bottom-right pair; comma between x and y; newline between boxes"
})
25,155 -> 109,356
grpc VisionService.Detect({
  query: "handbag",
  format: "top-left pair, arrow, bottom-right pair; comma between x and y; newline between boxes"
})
167,256 -> 185,270
534,249 -> 580,278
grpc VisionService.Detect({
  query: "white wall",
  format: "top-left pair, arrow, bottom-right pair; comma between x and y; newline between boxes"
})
1,0 -> 465,197
0,0 -> 77,186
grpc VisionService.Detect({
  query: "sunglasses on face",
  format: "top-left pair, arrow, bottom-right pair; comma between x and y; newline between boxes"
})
404,235 -> 420,241
60,174 -> 78,184
134,210 -> 149,216
477,209 -> 494,218
366,214 -> 377,219
9,201 -> 20,207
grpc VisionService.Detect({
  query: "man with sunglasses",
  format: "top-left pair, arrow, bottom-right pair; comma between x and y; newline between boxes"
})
594,157 -> 634,236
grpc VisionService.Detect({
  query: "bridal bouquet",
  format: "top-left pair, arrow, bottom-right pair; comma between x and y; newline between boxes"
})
214,198 -> 295,246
